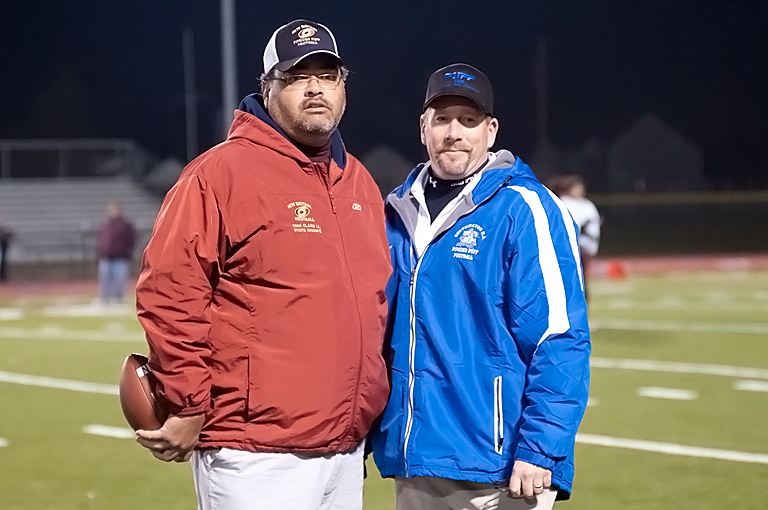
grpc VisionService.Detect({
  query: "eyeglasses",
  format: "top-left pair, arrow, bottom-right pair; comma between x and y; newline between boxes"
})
273,72 -> 345,89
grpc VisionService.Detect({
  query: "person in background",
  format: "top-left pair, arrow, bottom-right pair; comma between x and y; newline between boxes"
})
0,223 -> 12,282
371,63 -> 591,510
134,19 -> 391,510
555,175 -> 601,301
96,201 -> 135,303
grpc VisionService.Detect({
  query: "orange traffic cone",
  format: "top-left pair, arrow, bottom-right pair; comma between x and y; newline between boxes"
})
607,259 -> 627,279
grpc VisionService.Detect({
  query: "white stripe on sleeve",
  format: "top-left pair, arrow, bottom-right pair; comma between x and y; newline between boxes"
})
547,189 -> 584,290
509,185 -> 571,345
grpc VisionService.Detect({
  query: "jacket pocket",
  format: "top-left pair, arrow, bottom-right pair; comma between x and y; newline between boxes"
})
493,375 -> 504,454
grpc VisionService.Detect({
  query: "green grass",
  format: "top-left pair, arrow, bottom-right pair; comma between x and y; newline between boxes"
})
1,271 -> 768,508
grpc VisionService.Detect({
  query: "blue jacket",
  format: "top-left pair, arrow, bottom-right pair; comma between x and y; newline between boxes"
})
370,151 -> 591,499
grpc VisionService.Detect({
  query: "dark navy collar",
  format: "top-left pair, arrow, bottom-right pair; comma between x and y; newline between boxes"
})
238,93 -> 347,169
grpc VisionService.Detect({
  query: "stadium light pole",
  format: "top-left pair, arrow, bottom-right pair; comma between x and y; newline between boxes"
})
183,28 -> 198,162
220,0 -> 238,138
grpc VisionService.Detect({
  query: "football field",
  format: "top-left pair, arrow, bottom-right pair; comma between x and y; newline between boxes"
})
1,270 -> 767,509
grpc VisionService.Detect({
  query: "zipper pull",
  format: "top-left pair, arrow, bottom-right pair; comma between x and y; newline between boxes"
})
410,267 -> 416,285
329,190 -> 337,214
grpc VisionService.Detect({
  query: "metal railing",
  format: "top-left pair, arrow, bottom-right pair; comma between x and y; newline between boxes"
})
2,224 -> 153,280
0,139 -> 152,180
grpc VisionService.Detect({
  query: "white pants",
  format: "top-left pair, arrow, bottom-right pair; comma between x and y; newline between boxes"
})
396,476 -> 558,510
191,441 -> 365,510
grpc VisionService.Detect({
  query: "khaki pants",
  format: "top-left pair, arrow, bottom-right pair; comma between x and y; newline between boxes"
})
396,476 -> 558,510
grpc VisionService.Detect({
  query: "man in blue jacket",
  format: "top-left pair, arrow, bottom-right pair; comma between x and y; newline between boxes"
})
371,63 -> 591,509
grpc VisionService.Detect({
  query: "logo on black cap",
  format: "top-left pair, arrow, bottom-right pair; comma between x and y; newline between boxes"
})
444,71 -> 480,93
424,63 -> 494,116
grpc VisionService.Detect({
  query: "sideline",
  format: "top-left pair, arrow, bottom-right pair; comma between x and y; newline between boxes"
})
0,327 -> 141,343
3,369 -> 768,465
735,380 -> 768,392
0,370 -> 118,395
637,387 -> 698,400
591,357 -> 768,379
577,433 -> 768,465
3,356 -> 767,396
77,423 -> 768,466
83,424 -> 134,439
591,318 -> 768,335
0,308 -> 24,320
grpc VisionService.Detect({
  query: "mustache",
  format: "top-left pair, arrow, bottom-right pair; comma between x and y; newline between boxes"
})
302,98 -> 330,109
437,146 -> 471,153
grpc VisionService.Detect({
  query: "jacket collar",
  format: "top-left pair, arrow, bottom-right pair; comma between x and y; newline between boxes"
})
389,150 -> 527,204
386,150 -> 532,245
234,93 -> 347,169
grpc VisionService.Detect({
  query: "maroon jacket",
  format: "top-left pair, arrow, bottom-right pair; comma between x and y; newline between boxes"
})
97,217 -> 135,259
136,106 -> 391,454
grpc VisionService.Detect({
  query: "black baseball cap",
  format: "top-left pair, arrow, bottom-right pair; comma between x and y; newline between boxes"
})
424,63 -> 494,115
263,19 -> 343,74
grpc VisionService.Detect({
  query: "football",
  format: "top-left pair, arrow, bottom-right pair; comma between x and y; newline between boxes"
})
119,354 -> 169,431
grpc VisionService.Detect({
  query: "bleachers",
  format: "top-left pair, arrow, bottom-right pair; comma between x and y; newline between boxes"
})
0,177 -> 161,264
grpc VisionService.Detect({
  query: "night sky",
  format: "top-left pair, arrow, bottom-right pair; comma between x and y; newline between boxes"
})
1,1 -> 766,189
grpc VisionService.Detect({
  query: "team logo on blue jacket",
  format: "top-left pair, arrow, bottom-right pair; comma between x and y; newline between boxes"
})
452,224 -> 486,260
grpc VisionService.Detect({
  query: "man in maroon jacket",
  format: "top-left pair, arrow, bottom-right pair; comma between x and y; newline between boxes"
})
96,201 -> 135,303
134,19 -> 391,510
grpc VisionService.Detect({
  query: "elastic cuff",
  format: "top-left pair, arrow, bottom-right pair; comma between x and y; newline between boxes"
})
514,446 -> 556,471
173,401 -> 210,417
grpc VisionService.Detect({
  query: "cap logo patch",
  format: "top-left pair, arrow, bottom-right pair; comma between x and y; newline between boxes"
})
293,25 -> 320,47
443,71 -> 479,93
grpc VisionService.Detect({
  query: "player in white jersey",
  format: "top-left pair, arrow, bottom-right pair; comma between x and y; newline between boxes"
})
556,175 -> 600,300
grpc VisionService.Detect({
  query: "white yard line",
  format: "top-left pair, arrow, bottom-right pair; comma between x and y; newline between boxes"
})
637,386 -> 698,400
590,282 -> 636,295
43,303 -> 134,317
83,424 -> 134,439
80,424 -> 768,465
0,370 -> 118,395
592,302 -> 768,313
705,291 -> 733,302
605,300 -> 634,310
577,433 -> 768,465
0,327 -> 141,343
591,357 -> 768,379
2,368 -> 766,466
735,380 -> 768,392
687,271 -> 768,282
0,308 -> 24,320
656,296 -> 685,308
104,321 -> 127,332
590,318 -> 768,335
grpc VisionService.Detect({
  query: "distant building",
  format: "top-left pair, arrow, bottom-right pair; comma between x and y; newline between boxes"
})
532,137 -> 606,192
607,113 -> 704,191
